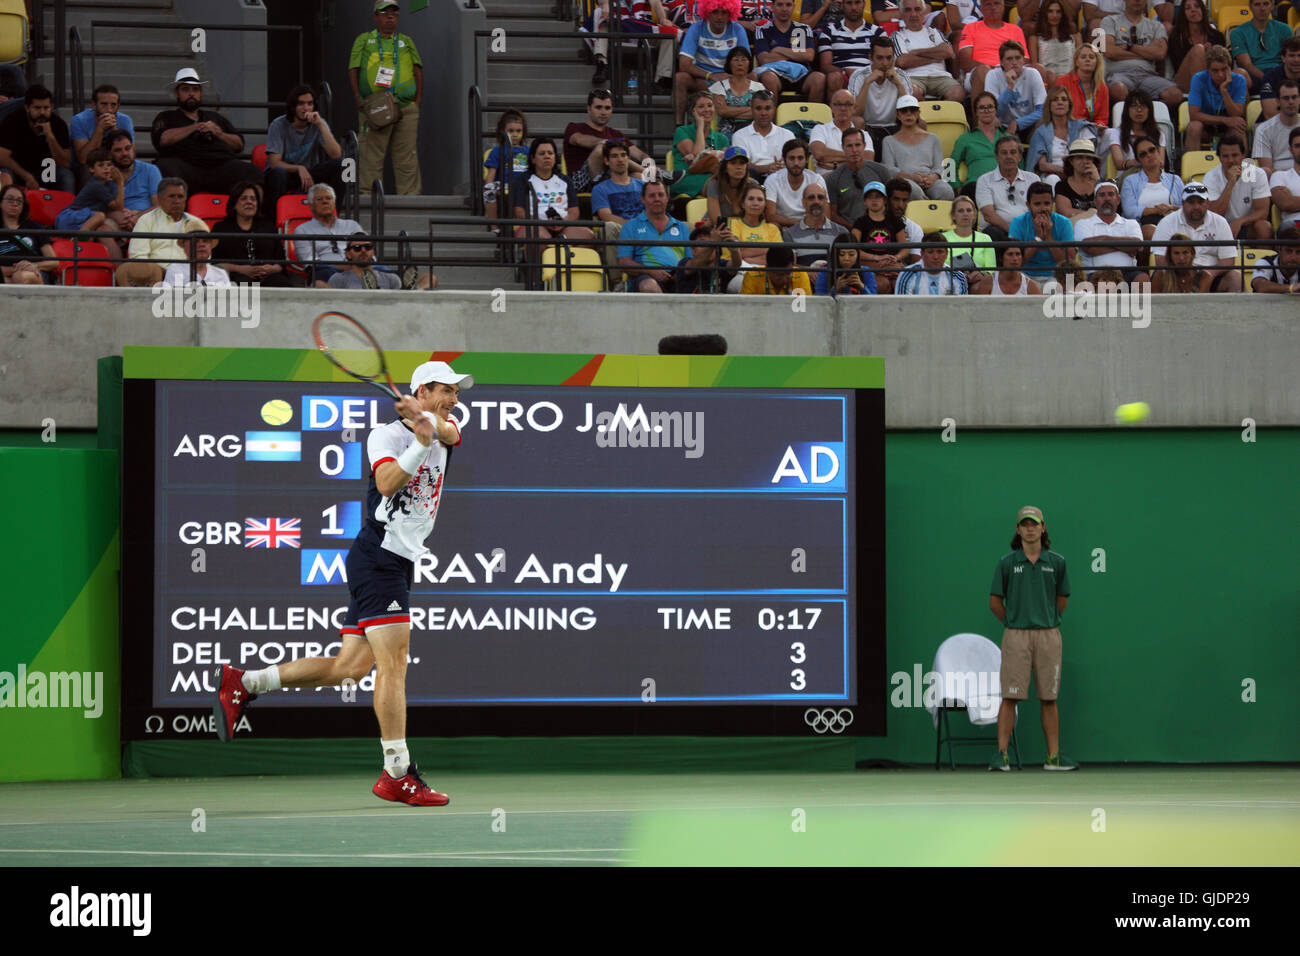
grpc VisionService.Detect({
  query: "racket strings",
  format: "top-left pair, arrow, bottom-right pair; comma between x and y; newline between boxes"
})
317,316 -> 384,380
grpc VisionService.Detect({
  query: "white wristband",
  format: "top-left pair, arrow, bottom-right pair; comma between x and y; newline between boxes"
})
396,440 -> 427,476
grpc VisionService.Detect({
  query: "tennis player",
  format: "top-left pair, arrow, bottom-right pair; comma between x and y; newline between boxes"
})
213,360 -> 472,805
988,505 -> 1078,772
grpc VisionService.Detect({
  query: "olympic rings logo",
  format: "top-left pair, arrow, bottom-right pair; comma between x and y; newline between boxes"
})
804,708 -> 854,734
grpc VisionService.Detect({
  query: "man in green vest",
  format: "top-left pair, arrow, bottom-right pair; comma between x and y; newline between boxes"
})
349,0 -> 423,194
988,506 -> 1078,771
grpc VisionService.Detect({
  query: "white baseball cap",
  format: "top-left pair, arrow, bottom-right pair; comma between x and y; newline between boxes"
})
410,360 -> 473,392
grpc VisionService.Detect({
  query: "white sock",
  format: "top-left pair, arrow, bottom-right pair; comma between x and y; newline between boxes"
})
382,739 -> 410,778
241,667 -> 281,694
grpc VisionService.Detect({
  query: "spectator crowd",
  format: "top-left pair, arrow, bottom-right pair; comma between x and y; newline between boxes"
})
1,0 -> 1297,293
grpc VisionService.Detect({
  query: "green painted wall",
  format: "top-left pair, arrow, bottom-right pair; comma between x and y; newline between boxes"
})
0,449 -> 121,782
6,429 -> 1298,782
871,429 -> 1299,765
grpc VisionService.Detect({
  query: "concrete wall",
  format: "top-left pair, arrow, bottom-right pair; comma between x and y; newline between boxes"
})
1,286 -> 1295,430
322,0 -> 487,194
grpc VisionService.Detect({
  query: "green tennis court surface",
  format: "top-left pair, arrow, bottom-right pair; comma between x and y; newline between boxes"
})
1,768 -> 1295,866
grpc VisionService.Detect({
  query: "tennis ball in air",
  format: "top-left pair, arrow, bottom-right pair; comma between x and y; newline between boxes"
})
1115,402 -> 1150,425
261,399 -> 293,426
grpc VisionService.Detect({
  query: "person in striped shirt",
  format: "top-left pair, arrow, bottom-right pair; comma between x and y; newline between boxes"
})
817,0 -> 884,98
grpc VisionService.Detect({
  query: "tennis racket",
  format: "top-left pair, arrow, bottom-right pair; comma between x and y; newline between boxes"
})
312,310 -> 403,400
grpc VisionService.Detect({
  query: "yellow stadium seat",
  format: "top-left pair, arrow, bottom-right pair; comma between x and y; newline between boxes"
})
1008,6 -> 1018,23
1106,152 -> 1117,179
1246,98 -> 1262,131
0,0 -> 28,65
1178,101 -> 1190,132
1290,6 -> 1299,31
665,150 -> 675,172
1217,6 -> 1252,30
1181,151 -> 1219,181
542,245 -> 605,292
777,101 -> 832,128
1239,247 -> 1273,291
921,100 -> 969,159
907,199 -> 953,233
685,197 -> 708,224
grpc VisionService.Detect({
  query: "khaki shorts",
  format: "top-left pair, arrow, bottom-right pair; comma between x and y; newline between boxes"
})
909,73 -> 962,99
1000,627 -> 1062,701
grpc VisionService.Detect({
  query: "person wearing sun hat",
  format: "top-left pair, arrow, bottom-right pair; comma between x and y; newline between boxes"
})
158,218 -> 231,288
150,68 -> 262,195
988,506 -> 1077,772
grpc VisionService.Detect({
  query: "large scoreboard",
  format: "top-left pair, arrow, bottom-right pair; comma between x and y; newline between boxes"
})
120,348 -> 884,738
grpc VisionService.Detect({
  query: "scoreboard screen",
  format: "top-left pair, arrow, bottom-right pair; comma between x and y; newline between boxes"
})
120,350 -> 884,739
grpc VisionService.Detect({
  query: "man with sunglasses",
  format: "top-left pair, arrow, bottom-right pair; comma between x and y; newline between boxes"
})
975,133 -> 1038,242
325,233 -> 399,289
1229,0 -> 1292,94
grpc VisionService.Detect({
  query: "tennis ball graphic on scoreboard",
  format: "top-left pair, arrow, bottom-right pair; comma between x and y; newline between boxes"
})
261,399 -> 293,426
1114,402 -> 1150,425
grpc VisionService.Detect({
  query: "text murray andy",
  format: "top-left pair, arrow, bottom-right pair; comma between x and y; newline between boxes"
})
303,396 -> 705,458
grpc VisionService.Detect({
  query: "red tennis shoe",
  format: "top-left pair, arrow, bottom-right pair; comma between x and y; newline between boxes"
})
212,664 -> 255,742
373,763 -> 450,806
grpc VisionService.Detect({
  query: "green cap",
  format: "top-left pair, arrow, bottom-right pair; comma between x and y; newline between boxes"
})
1017,506 -> 1044,524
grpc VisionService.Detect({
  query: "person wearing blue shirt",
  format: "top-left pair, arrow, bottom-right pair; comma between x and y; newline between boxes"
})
893,232 -> 971,294
674,0 -> 750,123
814,234 -> 879,294
104,129 -> 161,231
616,179 -> 696,292
69,84 -> 135,176
591,141 -> 647,266
1185,47 -> 1249,151
1008,181 -> 1074,279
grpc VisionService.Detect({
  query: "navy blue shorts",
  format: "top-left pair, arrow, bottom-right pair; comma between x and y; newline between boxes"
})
340,531 -> 413,638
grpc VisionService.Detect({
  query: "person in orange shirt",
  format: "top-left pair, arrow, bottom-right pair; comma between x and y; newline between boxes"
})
1058,44 -> 1110,128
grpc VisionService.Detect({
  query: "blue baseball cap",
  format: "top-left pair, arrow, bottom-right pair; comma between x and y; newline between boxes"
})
722,145 -> 749,162
862,180 -> 886,196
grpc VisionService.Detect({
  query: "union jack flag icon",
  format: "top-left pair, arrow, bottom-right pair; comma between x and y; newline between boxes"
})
244,517 -> 301,548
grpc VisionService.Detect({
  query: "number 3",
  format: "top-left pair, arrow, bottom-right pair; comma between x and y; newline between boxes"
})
790,642 -> 806,663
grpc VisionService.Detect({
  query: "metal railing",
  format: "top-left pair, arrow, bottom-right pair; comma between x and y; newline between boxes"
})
69,26 -> 83,113
370,179 -> 385,261
7,224 -> 1293,295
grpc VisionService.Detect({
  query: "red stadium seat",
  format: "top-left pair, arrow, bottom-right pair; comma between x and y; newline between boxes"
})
252,143 -> 267,171
284,218 -> 309,280
187,192 -> 227,220
49,238 -> 115,286
275,193 -> 310,231
26,189 -> 76,227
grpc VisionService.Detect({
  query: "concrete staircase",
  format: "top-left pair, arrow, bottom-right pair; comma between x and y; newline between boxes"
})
367,194 -> 525,292
35,0 -> 203,140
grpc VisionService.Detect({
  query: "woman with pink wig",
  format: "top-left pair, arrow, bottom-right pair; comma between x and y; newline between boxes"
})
674,0 -> 752,122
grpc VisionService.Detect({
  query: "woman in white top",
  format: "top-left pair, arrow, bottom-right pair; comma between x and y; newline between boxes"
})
882,96 -> 955,201
710,47 -> 766,139
991,244 -> 1042,295
160,220 -> 230,287
1104,92 -> 1167,176
1027,0 -> 1081,87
